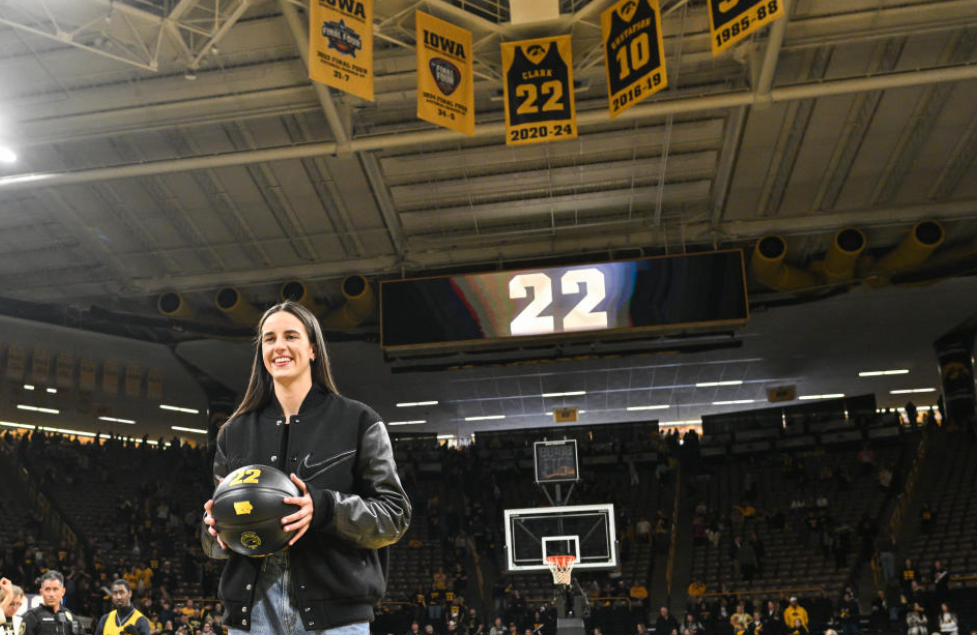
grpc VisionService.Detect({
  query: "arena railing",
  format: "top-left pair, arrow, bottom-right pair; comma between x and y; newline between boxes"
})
697,586 -> 827,600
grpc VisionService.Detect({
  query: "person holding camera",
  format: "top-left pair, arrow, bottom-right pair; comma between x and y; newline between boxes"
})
1,577 -> 26,635
94,580 -> 151,635
21,571 -> 83,635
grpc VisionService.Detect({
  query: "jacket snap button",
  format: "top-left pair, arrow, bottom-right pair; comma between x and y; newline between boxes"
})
361,559 -> 367,566
301,585 -> 306,590
305,608 -> 310,613
242,607 -> 248,613
271,455 -> 278,461
309,622 -> 314,627
246,584 -> 252,591
242,620 -> 247,626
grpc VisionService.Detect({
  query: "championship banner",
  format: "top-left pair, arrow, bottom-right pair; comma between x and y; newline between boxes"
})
708,0 -> 784,56
56,353 -> 74,389
102,361 -> 120,395
309,0 -> 374,101
147,368 -> 163,400
501,35 -> 577,146
125,365 -> 143,398
80,357 -> 97,392
31,347 -> 51,385
6,344 -> 25,381
416,11 -> 475,136
602,0 -> 667,118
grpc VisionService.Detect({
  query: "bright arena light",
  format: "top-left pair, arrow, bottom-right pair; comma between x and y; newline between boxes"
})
0,146 -> 16,164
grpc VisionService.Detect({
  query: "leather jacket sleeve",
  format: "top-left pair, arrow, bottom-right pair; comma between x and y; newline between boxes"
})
201,427 -> 230,560
309,421 -> 411,549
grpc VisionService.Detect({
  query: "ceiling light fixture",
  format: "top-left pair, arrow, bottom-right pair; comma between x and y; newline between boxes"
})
23,384 -> 35,390
388,420 -> 427,426
626,405 -> 670,411
160,404 -> 200,414
17,405 -> 59,414
798,393 -> 846,400
0,146 -> 16,164
712,399 -> 755,405
541,391 -> 587,398
464,415 -> 506,421
695,380 -> 744,387
171,425 -> 207,434
660,419 -> 703,427
889,388 -> 936,394
396,400 -> 439,407
46,388 -> 57,394
98,416 -> 136,424
858,369 -> 910,377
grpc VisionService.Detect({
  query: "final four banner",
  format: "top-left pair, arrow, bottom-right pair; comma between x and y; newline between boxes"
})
309,0 -> 374,101
416,12 -> 475,136
501,36 -> 577,146
602,0 -> 667,118
708,0 -> 784,56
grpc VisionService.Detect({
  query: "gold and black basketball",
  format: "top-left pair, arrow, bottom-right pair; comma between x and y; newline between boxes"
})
211,464 -> 300,556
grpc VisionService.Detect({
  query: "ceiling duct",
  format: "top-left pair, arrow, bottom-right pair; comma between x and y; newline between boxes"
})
320,275 -> 375,329
750,235 -> 819,292
870,220 -> 945,273
821,228 -> 867,284
215,287 -> 262,325
280,280 -> 324,316
157,292 -> 193,318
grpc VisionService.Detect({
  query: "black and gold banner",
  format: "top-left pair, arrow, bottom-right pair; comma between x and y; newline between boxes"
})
102,360 -> 120,395
708,0 -> 784,56
309,0 -> 374,101
6,344 -> 25,381
602,0 -> 667,118
501,36 -> 577,146
416,11 -> 475,136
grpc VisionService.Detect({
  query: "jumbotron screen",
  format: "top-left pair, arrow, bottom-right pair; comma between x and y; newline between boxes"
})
380,250 -> 748,349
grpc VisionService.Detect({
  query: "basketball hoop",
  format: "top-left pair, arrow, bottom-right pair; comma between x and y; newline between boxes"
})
545,555 -> 576,586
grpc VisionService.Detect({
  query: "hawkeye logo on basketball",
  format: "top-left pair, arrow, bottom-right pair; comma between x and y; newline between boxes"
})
233,501 -> 253,515
321,0 -> 366,18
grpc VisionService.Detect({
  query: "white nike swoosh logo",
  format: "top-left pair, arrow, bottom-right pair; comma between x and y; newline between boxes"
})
300,450 -> 355,479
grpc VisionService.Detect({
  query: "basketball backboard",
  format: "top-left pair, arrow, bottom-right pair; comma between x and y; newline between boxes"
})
504,503 -> 617,572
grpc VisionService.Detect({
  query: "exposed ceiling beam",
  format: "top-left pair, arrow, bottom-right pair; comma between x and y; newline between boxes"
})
4,62 -> 977,192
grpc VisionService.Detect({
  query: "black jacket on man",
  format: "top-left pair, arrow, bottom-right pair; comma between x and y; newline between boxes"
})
21,605 -> 82,635
202,387 -> 412,631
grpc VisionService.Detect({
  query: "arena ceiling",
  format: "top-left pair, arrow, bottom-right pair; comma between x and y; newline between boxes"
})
0,0 -> 976,435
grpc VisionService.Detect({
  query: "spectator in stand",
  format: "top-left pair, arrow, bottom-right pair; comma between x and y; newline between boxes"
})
783,598 -> 808,631
856,444 -> 876,473
786,618 -> 807,635
0,578 -> 25,635
877,533 -> 896,582
869,590 -> 887,632
920,504 -> 935,534
937,603 -> 959,635
933,560 -> 950,605
94,580 -> 151,635
656,607 -> 680,635
635,517 -> 652,544
488,618 -> 505,635
682,614 -> 704,635
900,558 -> 918,597
905,603 -> 927,635
761,601 -> 784,635
731,604 -> 751,634
905,402 -> 918,428
838,591 -> 860,635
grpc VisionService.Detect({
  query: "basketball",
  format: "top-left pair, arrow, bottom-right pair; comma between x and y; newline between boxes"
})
210,464 -> 300,557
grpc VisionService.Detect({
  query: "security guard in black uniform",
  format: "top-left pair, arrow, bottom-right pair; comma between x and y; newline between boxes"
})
20,571 -> 83,635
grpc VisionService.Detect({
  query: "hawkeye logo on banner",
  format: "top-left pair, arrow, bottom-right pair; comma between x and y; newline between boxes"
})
501,36 -> 577,146
708,0 -> 783,56
309,0 -> 374,101
416,12 -> 475,136
602,0 -> 667,118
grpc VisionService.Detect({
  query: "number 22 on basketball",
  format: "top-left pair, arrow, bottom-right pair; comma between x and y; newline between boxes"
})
228,469 -> 261,487
509,268 -> 608,336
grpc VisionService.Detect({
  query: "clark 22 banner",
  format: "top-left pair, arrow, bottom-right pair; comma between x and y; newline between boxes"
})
309,0 -> 375,101
501,36 -> 577,146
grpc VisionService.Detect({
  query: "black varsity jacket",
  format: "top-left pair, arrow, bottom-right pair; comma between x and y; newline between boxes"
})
201,387 -> 411,631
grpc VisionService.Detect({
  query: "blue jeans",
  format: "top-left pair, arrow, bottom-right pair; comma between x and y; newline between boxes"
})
228,552 -> 369,635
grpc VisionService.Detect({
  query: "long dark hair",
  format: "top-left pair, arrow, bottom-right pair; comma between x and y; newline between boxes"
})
227,301 -> 339,422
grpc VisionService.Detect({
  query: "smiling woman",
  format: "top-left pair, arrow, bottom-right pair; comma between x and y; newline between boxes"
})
201,301 -> 411,635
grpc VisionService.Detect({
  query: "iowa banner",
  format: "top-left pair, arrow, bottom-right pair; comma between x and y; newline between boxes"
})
501,36 -> 577,146
708,0 -> 784,56
602,0 -> 667,118
416,12 -> 475,136
309,0 -> 374,101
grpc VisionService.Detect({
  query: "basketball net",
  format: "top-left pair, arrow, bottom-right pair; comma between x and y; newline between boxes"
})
545,555 -> 576,586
